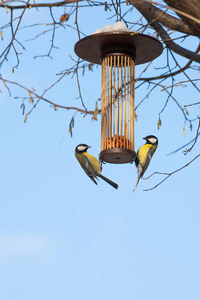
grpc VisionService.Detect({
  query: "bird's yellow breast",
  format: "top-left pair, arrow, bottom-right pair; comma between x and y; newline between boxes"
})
137,144 -> 157,167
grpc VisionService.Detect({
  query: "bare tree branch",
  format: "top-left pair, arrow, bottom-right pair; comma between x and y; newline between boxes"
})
0,0 -> 81,10
143,153 -> 200,191
132,2 -> 200,63
138,42 -> 200,82
0,77 -> 99,118
167,120 -> 200,156
0,0 -> 30,66
183,117 -> 200,154
129,0 -> 194,35
163,0 -> 200,37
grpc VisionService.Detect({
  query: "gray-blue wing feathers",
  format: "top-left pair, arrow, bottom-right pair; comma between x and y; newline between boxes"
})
83,155 -> 98,185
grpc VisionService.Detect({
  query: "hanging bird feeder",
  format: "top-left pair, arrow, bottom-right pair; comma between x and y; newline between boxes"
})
75,28 -> 163,164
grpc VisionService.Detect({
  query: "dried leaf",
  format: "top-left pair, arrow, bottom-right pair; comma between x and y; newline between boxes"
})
69,116 -> 74,137
20,103 -> 25,115
5,5 -> 8,13
91,103 -> 98,121
82,65 -> 85,76
29,92 -> 33,104
88,63 -> 93,71
12,67 -> 15,73
157,118 -> 162,130
185,108 -> 189,115
54,105 -> 58,111
60,13 -> 69,22
69,124 -> 71,135
134,112 -> 138,122
104,2 -> 108,11
183,126 -> 186,137
0,31 -> 3,40
29,5 -> 32,9
24,113 -> 28,123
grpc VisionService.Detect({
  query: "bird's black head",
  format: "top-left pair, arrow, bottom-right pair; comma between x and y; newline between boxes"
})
75,144 -> 91,154
143,135 -> 158,146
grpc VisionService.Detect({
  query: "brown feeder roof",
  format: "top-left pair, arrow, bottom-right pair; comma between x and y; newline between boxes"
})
74,31 -> 163,65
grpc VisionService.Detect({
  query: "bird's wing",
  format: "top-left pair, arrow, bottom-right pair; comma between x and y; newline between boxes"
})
140,146 -> 153,177
83,154 -> 99,185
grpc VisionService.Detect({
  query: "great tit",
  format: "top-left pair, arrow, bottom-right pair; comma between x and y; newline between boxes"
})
133,135 -> 158,192
75,144 -> 118,189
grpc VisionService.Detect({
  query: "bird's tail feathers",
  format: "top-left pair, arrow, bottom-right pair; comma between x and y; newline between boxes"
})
133,175 -> 140,192
97,172 -> 118,189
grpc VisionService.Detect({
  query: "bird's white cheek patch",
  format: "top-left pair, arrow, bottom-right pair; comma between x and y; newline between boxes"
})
77,145 -> 87,152
148,137 -> 157,144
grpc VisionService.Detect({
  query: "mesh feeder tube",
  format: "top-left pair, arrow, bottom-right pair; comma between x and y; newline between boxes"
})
74,31 -> 163,164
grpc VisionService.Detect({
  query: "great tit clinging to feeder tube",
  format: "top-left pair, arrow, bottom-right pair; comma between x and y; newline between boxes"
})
133,135 -> 158,192
75,144 -> 118,189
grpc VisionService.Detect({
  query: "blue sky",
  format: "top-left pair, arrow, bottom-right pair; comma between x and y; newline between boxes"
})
0,2 -> 200,300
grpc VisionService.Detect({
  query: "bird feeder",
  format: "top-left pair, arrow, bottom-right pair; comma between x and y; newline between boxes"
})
75,30 -> 162,164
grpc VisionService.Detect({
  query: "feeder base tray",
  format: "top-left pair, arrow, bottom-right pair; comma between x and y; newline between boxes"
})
100,148 -> 136,164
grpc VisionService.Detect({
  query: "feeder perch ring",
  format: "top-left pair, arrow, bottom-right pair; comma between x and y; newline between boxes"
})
100,148 -> 136,164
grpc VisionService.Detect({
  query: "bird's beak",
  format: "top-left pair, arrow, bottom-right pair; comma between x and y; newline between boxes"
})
87,146 -> 91,149
143,137 -> 147,140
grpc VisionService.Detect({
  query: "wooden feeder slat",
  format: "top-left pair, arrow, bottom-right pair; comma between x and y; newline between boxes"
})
117,56 -> 119,148
124,56 -> 127,148
131,60 -> 134,146
113,55 -> 116,148
120,56 -> 122,147
101,60 -> 104,151
109,57 -> 112,139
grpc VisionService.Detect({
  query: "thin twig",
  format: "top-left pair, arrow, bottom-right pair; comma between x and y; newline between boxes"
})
0,0 -> 30,62
0,77 -> 98,116
143,153 -> 200,191
0,0 -> 80,10
183,117 -> 200,154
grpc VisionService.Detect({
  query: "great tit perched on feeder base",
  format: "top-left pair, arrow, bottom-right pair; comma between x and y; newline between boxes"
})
75,144 -> 118,189
133,135 -> 158,192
